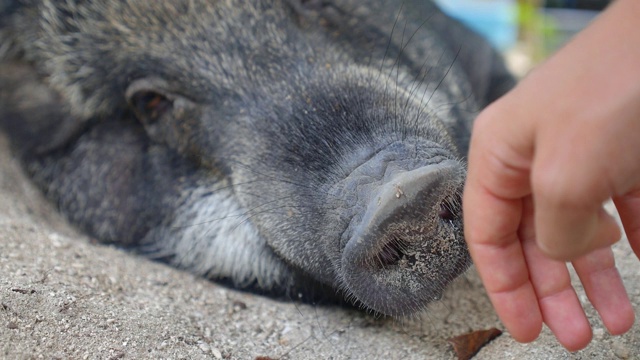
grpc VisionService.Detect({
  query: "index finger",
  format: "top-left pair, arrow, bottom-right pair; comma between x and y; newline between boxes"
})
463,108 -> 541,342
464,187 -> 542,342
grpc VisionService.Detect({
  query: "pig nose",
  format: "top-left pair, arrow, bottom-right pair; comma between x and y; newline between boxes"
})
341,160 -> 469,317
348,162 -> 461,265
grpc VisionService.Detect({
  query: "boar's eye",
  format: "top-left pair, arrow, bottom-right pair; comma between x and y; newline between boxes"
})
125,78 -> 176,127
125,78 -> 197,150
129,90 -> 173,126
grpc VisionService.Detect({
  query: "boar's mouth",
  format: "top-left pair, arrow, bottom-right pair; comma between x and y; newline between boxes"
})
339,157 -> 471,317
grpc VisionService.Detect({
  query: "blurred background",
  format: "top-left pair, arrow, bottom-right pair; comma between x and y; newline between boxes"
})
433,0 -> 611,76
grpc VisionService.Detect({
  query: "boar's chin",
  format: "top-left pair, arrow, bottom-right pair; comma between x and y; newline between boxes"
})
332,143 -> 471,317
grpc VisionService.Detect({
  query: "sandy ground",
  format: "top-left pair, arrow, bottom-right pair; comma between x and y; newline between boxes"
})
0,132 -> 638,360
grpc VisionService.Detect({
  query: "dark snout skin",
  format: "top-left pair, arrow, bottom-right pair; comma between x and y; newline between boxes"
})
329,141 -> 469,316
345,161 -> 468,316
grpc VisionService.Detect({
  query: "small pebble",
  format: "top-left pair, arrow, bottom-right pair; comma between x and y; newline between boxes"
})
593,327 -> 605,339
211,347 -> 223,359
613,339 -> 630,359
198,342 -> 211,353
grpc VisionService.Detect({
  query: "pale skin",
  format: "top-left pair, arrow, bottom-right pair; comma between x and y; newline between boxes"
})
463,0 -> 640,352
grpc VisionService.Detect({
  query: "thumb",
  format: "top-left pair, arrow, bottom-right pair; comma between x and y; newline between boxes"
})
534,196 -> 621,261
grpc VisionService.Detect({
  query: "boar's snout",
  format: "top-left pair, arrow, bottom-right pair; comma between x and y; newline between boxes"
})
340,159 -> 470,317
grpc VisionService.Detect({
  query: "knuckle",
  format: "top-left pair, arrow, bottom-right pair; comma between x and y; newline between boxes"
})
531,168 -> 586,209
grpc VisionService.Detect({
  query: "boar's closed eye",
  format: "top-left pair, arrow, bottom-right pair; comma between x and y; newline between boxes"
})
130,91 -> 173,125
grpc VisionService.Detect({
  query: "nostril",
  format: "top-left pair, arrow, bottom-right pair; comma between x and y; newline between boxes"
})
439,203 -> 456,221
378,237 -> 406,267
439,194 -> 462,222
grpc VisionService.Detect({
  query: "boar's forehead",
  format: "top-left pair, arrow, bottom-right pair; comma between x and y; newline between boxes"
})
34,0 -> 335,118
33,0 -> 467,118
110,1 -> 312,83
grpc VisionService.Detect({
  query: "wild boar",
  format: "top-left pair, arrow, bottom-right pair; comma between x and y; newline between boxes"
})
0,0 -> 514,317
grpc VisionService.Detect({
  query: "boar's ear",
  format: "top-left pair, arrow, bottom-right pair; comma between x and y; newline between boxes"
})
401,0 -> 516,106
0,63 -> 87,157
296,0 -> 516,107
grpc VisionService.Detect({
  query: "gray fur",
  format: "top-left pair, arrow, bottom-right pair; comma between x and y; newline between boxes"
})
0,0 -> 514,316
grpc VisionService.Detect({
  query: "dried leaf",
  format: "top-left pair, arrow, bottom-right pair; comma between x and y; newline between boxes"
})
447,327 -> 502,360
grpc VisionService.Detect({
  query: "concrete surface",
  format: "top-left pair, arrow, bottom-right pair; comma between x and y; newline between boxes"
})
0,132 -> 638,359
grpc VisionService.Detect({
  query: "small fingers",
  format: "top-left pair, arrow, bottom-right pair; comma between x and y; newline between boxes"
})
473,240 -> 542,343
522,249 -> 592,352
463,182 -> 542,342
573,248 -> 635,336
463,189 -> 542,342
520,197 -> 592,351
463,105 -> 542,342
